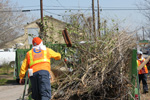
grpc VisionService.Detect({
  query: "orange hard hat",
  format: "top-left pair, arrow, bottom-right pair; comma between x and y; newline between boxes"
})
32,37 -> 42,46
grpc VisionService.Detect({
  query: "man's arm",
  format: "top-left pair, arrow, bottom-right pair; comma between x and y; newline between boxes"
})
19,55 -> 29,84
48,48 -> 61,60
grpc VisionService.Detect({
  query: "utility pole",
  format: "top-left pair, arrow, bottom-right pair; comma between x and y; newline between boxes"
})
97,0 -> 101,38
40,0 -> 44,39
142,26 -> 145,40
40,0 -> 43,25
87,17 -> 92,40
92,0 -> 96,42
136,31 -> 138,50
104,20 -> 107,35
136,32 -> 138,41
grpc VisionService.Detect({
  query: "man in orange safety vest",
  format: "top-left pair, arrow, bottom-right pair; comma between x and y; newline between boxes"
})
19,37 -> 61,100
137,51 -> 148,94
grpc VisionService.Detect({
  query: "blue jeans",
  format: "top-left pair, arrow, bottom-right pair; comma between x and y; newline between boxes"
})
30,70 -> 51,100
139,74 -> 148,92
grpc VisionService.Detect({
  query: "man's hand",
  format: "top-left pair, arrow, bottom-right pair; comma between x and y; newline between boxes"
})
19,79 -> 25,84
50,71 -> 55,83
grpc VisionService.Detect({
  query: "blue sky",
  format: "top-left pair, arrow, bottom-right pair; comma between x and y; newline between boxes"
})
11,0 -> 146,31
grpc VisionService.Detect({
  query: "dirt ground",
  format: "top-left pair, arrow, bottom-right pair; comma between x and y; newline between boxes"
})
140,76 -> 150,100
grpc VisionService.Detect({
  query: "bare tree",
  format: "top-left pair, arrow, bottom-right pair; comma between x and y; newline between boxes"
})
137,0 -> 150,25
0,0 -> 28,47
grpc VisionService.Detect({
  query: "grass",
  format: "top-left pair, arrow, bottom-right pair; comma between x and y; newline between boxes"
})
0,79 -> 7,85
0,63 -> 14,75
0,63 -> 15,85
0,78 -> 16,85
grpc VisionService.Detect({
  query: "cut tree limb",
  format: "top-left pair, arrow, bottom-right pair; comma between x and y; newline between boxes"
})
137,56 -> 150,71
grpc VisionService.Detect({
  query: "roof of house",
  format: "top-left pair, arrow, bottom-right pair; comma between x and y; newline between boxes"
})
24,15 -> 66,27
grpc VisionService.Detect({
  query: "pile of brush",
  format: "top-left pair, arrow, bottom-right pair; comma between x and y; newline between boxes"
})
51,29 -> 136,100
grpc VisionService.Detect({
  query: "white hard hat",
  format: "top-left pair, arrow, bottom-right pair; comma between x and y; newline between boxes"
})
137,51 -> 143,55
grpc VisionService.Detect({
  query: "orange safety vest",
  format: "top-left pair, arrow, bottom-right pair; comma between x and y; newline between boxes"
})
137,58 -> 148,74
27,48 -> 50,73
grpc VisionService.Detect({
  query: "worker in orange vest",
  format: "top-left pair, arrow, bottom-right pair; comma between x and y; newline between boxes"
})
137,51 -> 148,94
19,37 -> 61,100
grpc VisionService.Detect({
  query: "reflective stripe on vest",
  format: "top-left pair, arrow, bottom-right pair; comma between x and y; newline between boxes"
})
28,49 -> 50,67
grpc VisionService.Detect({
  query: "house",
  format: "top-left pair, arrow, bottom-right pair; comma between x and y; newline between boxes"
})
1,16 -> 67,49
24,16 -> 67,47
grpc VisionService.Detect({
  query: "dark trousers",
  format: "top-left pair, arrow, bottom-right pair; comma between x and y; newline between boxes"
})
30,70 -> 51,100
139,74 -> 148,92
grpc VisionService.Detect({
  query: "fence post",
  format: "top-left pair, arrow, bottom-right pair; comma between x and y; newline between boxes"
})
28,80 -> 32,100
22,73 -> 28,100
131,49 -> 140,100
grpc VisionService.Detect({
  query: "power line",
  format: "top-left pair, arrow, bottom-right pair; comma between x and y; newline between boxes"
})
44,10 -> 61,16
0,8 -> 149,13
17,5 -> 40,8
101,8 -> 144,11
0,5 -> 142,9
44,5 -> 90,8
43,5 -> 140,9
56,0 -> 66,9
0,5 -> 40,9
35,8 -> 150,11
0,3 -> 145,11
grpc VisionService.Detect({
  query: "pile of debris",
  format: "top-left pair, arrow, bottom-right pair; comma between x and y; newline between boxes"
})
51,30 -> 136,100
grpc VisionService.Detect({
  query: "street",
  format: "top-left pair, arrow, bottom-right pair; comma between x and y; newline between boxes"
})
0,84 -> 27,100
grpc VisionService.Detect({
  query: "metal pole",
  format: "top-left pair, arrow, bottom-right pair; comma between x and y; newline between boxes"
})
142,26 -> 144,40
40,0 -> 44,39
22,73 -> 28,100
40,0 -> 43,24
92,0 -> 96,41
104,20 -> 107,35
87,17 -> 92,40
131,49 -> 140,100
136,32 -> 138,41
97,0 -> 101,38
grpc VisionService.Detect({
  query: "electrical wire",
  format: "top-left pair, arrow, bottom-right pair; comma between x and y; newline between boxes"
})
0,5 -> 142,9
0,8 -> 148,13
44,5 -> 90,8
38,8 -> 149,11
56,0 -> 66,9
0,5 -> 40,9
42,5 -> 141,9
44,10 -> 61,16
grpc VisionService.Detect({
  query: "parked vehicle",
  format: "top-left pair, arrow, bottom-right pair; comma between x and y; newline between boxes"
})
141,48 -> 149,54
0,49 -> 4,52
0,51 -> 16,67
